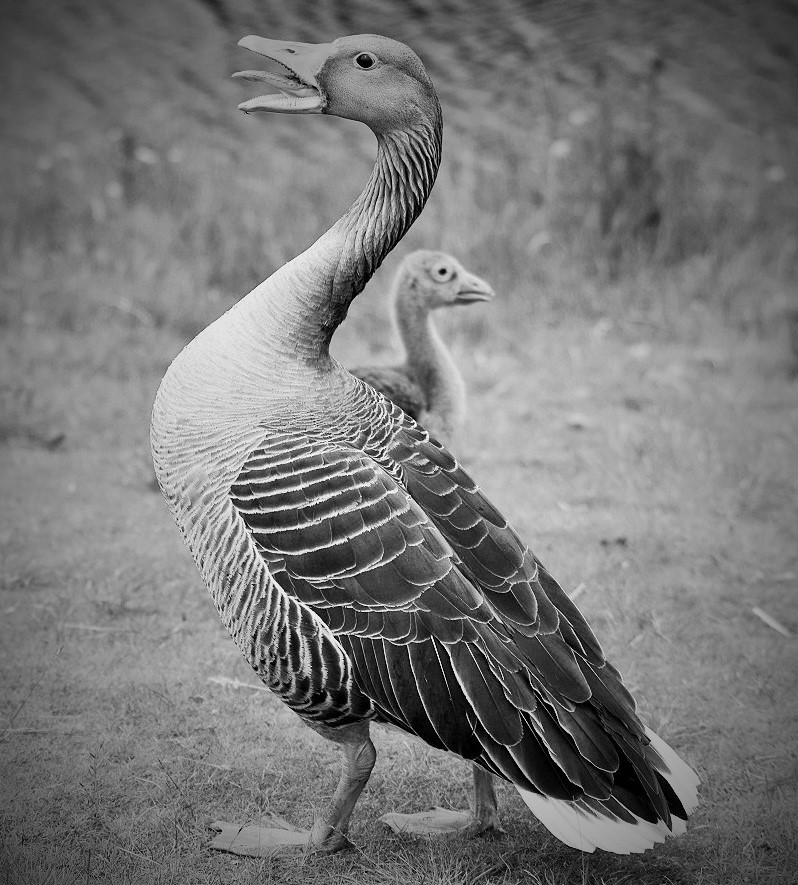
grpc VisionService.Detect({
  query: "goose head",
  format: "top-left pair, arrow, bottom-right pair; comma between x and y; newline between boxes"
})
233,34 -> 438,133
399,250 -> 495,312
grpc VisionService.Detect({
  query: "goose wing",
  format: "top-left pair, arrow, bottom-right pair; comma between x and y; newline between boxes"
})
229,421 -> 679,819
350,365 -> 427,419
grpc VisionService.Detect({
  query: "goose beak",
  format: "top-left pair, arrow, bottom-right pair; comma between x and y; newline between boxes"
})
233,36 -> 332,114
454,273 -> 494,304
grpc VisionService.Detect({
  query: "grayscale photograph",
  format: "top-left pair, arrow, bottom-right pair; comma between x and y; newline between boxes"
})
1,1 -> 796,883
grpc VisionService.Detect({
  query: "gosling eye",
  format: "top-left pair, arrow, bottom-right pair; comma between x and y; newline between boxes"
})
431,264 -> 454,282
353,52 -> 378,70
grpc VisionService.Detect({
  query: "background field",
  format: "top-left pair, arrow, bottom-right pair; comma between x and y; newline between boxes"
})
1,1 -> 797,883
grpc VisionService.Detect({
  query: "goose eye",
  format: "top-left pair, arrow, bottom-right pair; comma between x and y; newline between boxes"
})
354,53 -> 377,69
432,264 -> 452,281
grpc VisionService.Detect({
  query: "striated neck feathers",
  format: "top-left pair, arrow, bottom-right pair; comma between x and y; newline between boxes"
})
272,114 -> 442,361
153,97 -> 442,427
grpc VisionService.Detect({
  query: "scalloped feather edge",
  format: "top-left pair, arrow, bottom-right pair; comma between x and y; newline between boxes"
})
516,726 -> 699,854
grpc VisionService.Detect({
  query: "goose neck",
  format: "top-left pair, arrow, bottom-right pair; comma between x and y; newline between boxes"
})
250,117 -> 442,362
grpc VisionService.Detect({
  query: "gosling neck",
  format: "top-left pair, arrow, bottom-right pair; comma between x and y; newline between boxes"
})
394,288 -> 466,434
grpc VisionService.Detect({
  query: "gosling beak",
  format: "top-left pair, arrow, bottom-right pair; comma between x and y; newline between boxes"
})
233,36 -> 332,114
454,272 -> 494,304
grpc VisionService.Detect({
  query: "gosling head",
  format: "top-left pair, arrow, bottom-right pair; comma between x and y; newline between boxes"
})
233,34 -> 439,133
397,250 -> 495,313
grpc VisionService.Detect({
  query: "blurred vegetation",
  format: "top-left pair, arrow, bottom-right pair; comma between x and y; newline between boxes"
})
1,0 -> 796,344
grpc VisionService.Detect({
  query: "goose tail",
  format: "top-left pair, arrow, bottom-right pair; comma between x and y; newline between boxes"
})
515,727 -> 699,854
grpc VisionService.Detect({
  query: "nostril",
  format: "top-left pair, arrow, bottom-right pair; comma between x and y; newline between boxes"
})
285,48 -> 296,54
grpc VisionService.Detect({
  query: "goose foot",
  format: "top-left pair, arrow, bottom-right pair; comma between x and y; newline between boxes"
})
379,806 -> 474,836
207,819 -> 356,858
378,807 -> 505,838
209,723 -> 376,858
379,764 -> 504,839
208,819 -> 310,857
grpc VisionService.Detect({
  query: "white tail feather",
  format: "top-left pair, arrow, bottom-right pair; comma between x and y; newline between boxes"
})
516,728 -> 700,854
643,726 -> 700,815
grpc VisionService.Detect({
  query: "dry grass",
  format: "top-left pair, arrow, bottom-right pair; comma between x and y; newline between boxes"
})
2,1 -> 797,883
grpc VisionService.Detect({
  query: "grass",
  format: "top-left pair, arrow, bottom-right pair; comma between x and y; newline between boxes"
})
2,317 -> 796,884
1,1 -> 797,883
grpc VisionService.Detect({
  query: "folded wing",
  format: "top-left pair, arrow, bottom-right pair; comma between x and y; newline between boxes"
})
228,419 -> 694,834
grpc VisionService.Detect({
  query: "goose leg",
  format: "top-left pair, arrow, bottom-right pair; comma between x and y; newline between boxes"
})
470,764 -> 504,834
379,763 -> 504,838
310,726 -> 377,853
208,722 -> 375,858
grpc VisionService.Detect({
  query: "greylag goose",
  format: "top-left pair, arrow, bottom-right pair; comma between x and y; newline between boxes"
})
150,34 -> 699,856
352,250 -> 493,444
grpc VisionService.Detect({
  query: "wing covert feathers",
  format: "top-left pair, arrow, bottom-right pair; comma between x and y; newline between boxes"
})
352,365 -> 427,419
230,420 -> 698,851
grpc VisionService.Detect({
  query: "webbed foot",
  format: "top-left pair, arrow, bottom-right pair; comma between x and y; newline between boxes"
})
379,806 -> 475,836
208,818 -> 309,857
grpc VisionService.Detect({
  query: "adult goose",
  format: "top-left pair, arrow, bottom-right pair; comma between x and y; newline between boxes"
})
352,250 -> 493,445
151,34 -> 698,856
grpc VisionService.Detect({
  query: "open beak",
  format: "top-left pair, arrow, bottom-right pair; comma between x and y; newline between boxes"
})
232,36 -> 332,114
454,272 -> 494,304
